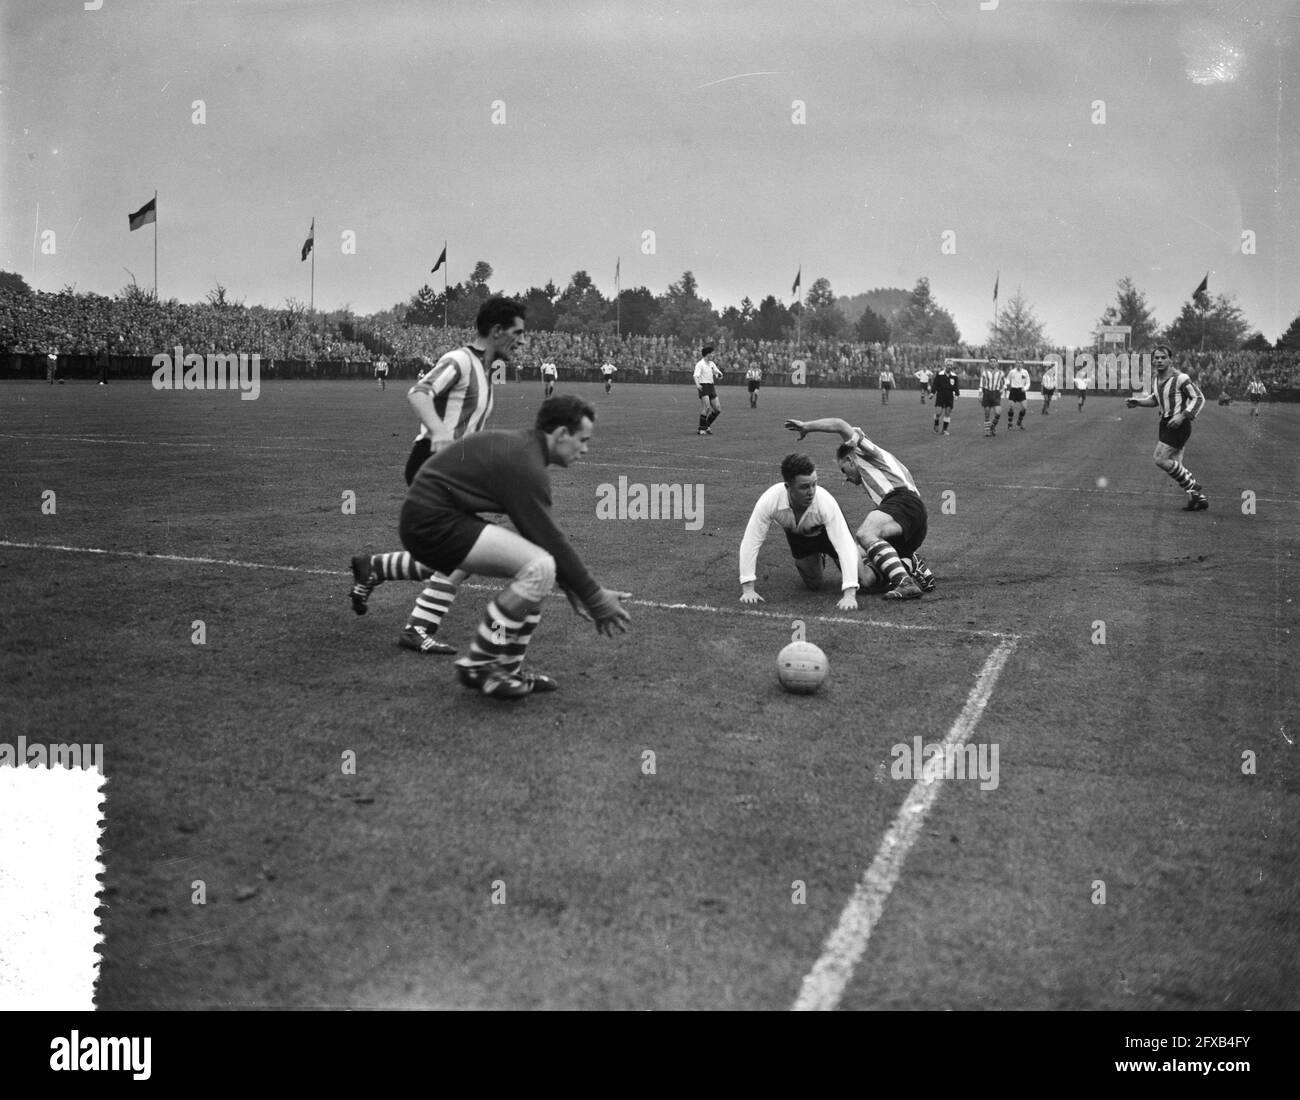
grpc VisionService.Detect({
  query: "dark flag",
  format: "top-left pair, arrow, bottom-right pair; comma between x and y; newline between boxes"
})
128,197 -> 157,231
792,267 -> 801,297
1192,273 -> 1209,307
431,246 -> 447,273
993,271 -> 1000,302
301,219 -> 314,262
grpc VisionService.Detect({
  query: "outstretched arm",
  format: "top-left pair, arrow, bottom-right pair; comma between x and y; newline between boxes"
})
783,417 -> 854,441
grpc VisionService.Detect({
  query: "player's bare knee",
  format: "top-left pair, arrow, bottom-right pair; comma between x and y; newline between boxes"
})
509,552 -> 555,603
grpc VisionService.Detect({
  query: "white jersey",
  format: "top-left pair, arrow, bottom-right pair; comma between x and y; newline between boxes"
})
1041,365 -> 1059,389
541,361 -> 558,379
601,363 -> 617,377
1006,367 -> 1032,391
738,483 -> 860,591
694,358 -> 722,385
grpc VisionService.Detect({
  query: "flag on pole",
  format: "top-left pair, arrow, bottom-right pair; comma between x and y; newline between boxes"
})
128,197 -> 157,231
1192,272 -> 1209,305
993,271 -> 999,302
792,267 -> 801,297
615,257 -> 620,289
301,219 -> 314,262
431,245 -> 447,273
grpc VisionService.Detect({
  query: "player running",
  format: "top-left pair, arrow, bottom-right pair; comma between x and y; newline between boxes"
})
541,359 -> 558,397
601,361 -> 617,394
980,355 -> 1006,437
349,296 -> 526,656
1006,359 -> 1031,431
930,363 -> 960,435
694,346 -> 723,434
784,417 -> 935,600
745,362 -> 763,408
1246,376 -> 1267,416
1040,360 -> 1058,414
1125,344 -> 1209,511
739,454 -> 860,611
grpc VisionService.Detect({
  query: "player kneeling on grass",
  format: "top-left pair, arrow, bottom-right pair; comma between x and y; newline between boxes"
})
366,396 -> 631,700
784,417 -> 935,600
739,454 -> 861,611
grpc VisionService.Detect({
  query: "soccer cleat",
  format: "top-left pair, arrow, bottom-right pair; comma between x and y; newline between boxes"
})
349,554 -> 381,614
1018,423 -> 1026,430
1183,493 -> 1209,511
883,575 -> 924,600
933,424 -> 941,434
942,429 -> 950,436
697,429 -> 707,435
398,625 -> 457,655
509,669 -> 559,693
907,553 -> 937,593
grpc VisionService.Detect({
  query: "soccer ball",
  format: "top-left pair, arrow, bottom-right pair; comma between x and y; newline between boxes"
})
776,641 -> 828,694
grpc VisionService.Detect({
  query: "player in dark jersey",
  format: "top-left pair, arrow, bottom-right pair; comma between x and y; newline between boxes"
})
356,396 -> 632,699
930,365 -> 960,435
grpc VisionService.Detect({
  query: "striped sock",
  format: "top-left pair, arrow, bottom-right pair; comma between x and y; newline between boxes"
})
406,574 -> 458,631
864,539 -> 907,587
498,613 -> 541,674
457,600 -> 524,670
1166,462 -> 1196,492
375,552 -> 434,581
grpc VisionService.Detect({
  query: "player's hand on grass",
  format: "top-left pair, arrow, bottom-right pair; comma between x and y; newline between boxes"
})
836,590 -> 858,611
587,588 -> 632,635
740,585 -> 764,604
784,419 -> 808,440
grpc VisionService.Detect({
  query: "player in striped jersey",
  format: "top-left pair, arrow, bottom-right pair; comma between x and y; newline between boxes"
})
1246,377 -> 1267,416
980,355 -> 1007,437
1125,345 -> 1209,510
784,417 -> 934,600
349,297 -> 527,652
1039,361 -> 1058,414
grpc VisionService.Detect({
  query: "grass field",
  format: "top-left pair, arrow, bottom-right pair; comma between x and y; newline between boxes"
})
2,377 -> 1297,1011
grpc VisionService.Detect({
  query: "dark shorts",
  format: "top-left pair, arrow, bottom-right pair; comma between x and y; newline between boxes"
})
874,488 -> 928,558
747,379 -> 761,392
981,390 -> 1002,408
1158,418 -> 1193,450
399,487 -> 488,576
1041,387 -> 1055,397
1008,388 -> 1027,403
881,380 -> 894,390
404,438 -> 434,486
697,383 -> 717,399
1249,393 -> 1261,403
785,528 -> 840,565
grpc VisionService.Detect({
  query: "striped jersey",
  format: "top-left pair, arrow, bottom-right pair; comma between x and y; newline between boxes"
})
980,365 -> 1007,393
408,346 -> 493,446
1246,380 -> 1267,397
879,370 -> 895,385
1040,364 -> 1059,389
844,427 -> 918,506
745,366 -> 762,381
738,483 -> 859,590
1151,370 -> 1205,421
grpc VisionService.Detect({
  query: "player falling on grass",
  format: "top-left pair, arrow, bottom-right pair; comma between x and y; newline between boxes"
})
694,345 -> 723,434
1125,344 -> 1209,511
387,395 -> 630,700
929,363 -> 959,435
980,355 -> 1006,437
738,453 -> 860,611
1005,358 -> 1032,431
745,362 -> 763,408
1246,376 -> 1267,417
542,359 -> 558,398
349,296 -> 526,655
1040,360 -> 1058,414
784,417 -> 935,600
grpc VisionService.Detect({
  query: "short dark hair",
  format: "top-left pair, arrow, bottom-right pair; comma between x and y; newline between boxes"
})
781,453 -> 816,482
701,345 -> 715,357
834,442 -> 855,462
476,296 -> 526,336
536,394 -> 595,434
1151,344 -> 1173,359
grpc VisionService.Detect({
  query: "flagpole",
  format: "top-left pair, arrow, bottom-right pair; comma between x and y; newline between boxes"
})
616,257 -> 621,339
153,191 -> 158,300
310,215 -> 315,314
31,203 -> 39,283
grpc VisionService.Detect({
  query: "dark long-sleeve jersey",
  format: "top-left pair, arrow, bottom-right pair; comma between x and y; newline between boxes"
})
405,427 -> 601,604
930,369 -> 960,404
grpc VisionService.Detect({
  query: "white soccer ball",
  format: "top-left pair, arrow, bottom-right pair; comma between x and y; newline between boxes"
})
777,641 -> 828,694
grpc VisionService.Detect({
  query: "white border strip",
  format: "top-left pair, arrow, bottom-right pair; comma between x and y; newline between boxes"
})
792,635 -> 1019,1011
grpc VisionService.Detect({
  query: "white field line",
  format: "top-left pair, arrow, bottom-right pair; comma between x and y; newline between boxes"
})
792,635 -> 1019,1011
0,540 -> 1015,640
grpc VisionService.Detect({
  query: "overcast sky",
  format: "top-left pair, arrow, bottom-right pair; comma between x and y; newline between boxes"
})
3,0 -> 1297,344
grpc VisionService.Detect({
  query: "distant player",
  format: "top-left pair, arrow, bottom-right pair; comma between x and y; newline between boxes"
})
930,364 -> 960,435
785,417 -> 935,600
374,357 -> 389,391
349,296 -> 526,656
980,355 -> 1006,437
879,367 -> 895,405
601,361 -> 617,394
541,360 -> 558,398
1006,359 -> 1031,431
1040,360 -> 1058,414
46,347 -> 62,385
914,367 -> 932,404
745,362 -> 763,408
694,345 -> 723,435
1246,376 -> 1266,416
1125,344 -> 1208,511
1074,359 -> 1090,409
738,453 -> 860,611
